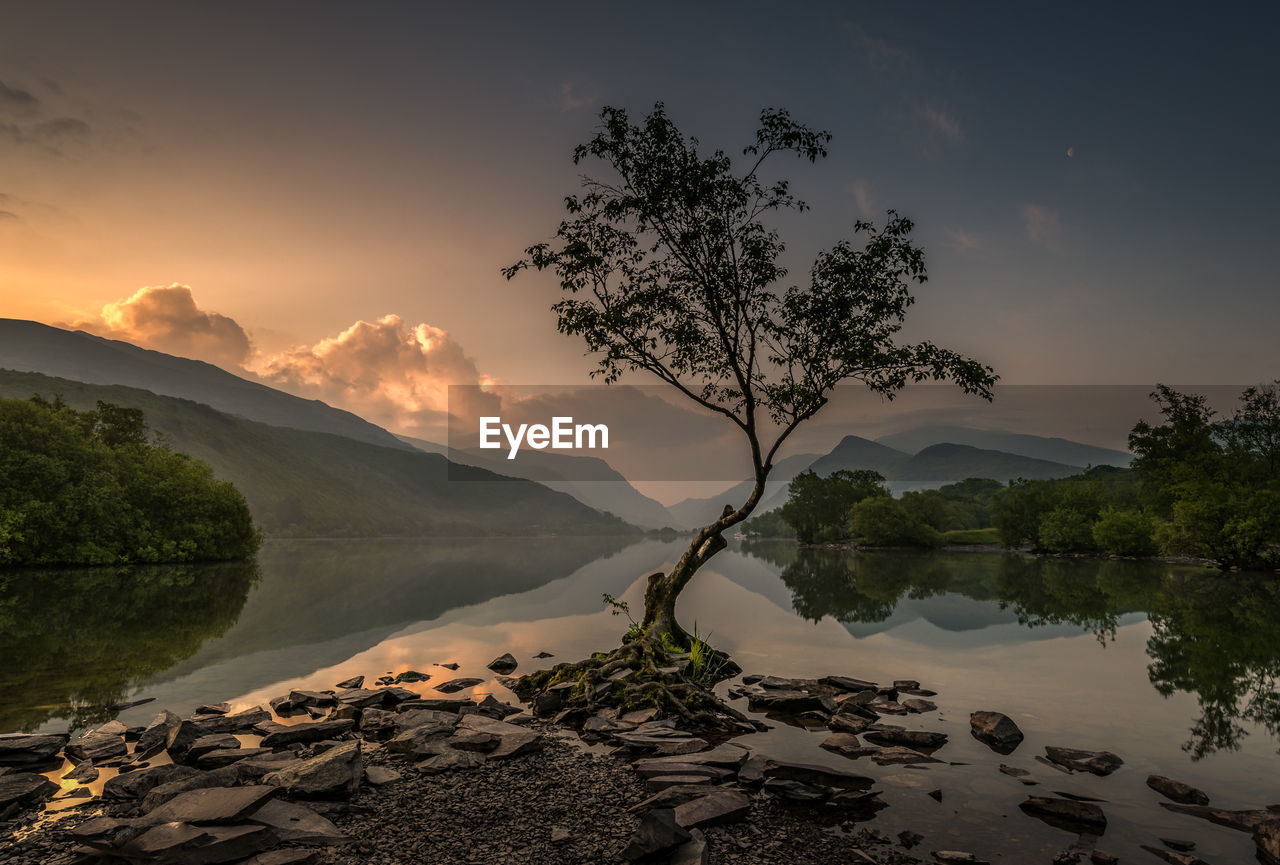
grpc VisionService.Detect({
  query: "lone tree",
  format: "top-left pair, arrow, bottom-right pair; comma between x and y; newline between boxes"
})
506,104 -> 996,651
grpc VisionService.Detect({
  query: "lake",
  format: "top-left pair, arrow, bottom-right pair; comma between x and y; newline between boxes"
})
2,537 -> 1278,862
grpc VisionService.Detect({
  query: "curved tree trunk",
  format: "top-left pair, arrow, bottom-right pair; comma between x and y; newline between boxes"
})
640,476 -> 767,648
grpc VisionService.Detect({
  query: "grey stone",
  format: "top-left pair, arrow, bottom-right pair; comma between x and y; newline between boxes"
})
103,762 -> 201,800
64,759 -> 99,783
336,688 -> 386,708
135,711 -> 181,760
264,740 -> 361,799
487,653 -> 519,674
873,746 -> 943,765
0,732 -> 67,766
1147,774 -> 1210,805
646,774 -> 712,792
763,778 -> 830,801
863,724 -> 948,750
138,767 -> 243,813
1138,845 -> 1208,865
256,718 -> 354,748
143,784 -> 278,825
0,772 -> 59,809
415,747 -> 485,774
1256,819 -> 1280,865
67,731 -> 127,763
970,711 -> 1024,754
335,675 -> 365,689
672,790 -> 750,828
124,822 -> 272,864
757,758 -> 874,791
435,677 -> 484,693
456,714 -> 542,758
620,808 -> 691,861
1158,802 -> 1278,832
196,747 -> 271,769
903,698 -> 938,713
1044,746 -> 1123,776
820,733 -> 878,759
363,766 -> 402,786
245,798 -> 350,845
195,701 -> 231,715
187,733 -> 241,759
1019,796 -> 1107,835
289,689 -> 337,707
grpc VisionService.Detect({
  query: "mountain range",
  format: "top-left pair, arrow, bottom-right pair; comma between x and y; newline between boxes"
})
0,318 -> 1132,534
0,369 -> 631,538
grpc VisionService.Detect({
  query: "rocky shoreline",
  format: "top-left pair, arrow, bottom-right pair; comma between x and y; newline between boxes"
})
3,652 -> 1279,865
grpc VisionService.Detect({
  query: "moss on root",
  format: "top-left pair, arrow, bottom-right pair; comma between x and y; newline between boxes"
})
512,636 -> 747,731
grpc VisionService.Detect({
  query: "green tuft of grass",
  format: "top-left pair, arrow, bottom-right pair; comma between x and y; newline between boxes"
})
940,527 -> 1001,545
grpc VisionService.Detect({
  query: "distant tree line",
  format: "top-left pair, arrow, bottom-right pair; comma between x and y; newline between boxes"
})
0,396 -> 261,567
744,384 -> 1279,570
995,384 -> 1279,568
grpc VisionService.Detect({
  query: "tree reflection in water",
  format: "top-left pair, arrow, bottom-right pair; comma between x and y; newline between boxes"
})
0,560 -> 258,733
742,541 -> 1280,759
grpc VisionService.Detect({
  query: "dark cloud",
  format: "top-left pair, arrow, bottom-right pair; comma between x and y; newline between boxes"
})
31,117 -> 91,146
0,80 -> 40,118
0,210 -> 19,221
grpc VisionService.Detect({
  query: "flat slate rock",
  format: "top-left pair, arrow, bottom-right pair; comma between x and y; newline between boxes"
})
672,790 -> 750,828
621,808 -> 691,861
256,718 -> 354,748
639,743 -> 748,770
1159,801 -> 1278,833
143,784 -> 278,825
756,758 -> 874,791
872,746 -> 943,765
1147,774 -> 1210,805
457,714 -> 543,758
0,732 -> 68,765
335,676 -> 365,689
1019,796 -> 1108,835
67,731 -> 128,762
247,798 -> 350,845
103,763 -> 201,800
265,740 -> 362,799
863,725 -> 948,750
1044,746 -> 1123,776
0,772 -> 60,809
434,678 -> 485,694
197,747 -> 272,770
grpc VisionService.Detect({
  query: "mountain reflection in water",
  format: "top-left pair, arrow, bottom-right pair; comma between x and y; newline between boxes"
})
742,541 -> 1280,759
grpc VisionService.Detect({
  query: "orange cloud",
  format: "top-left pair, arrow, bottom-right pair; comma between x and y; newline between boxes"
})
255,314 -> 499,440
75,283 -> 253,369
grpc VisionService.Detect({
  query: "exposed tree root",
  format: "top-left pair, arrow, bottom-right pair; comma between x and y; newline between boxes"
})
511,635 -> 749,733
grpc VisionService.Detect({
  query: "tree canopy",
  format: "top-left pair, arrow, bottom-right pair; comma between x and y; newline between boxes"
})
506,103 -> 996,643
0,396 -> 261,567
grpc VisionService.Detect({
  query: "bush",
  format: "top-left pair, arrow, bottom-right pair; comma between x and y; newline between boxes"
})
0,396 -> 260,567
1091,507 -> 1157,556
1037,506 -> 1097,553
849,496 -> 941,547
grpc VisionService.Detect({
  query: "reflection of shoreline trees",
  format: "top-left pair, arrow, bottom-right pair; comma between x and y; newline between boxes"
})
0,560 -> 258,732
742,542 -> 1280,758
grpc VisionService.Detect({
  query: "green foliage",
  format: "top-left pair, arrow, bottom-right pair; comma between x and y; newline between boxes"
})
987,384 -> 1279,568
0,370 -> 635,540
1092,507 -> 1157,556
0,396 -> 261,567
602,592 -> 643,641
686,622 -> 732,686
1129,383 -> 1280,568
940,527 -> 1001,544
741,508 -> 796,539
849,495 -> 942,547
0,559 -> 257,731
779,469 -> 887,543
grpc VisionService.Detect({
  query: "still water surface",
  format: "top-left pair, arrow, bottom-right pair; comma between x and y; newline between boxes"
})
2,537 -> 1278,861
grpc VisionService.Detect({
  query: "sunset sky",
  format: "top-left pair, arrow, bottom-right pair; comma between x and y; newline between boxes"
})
1,2 -> 1276,446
